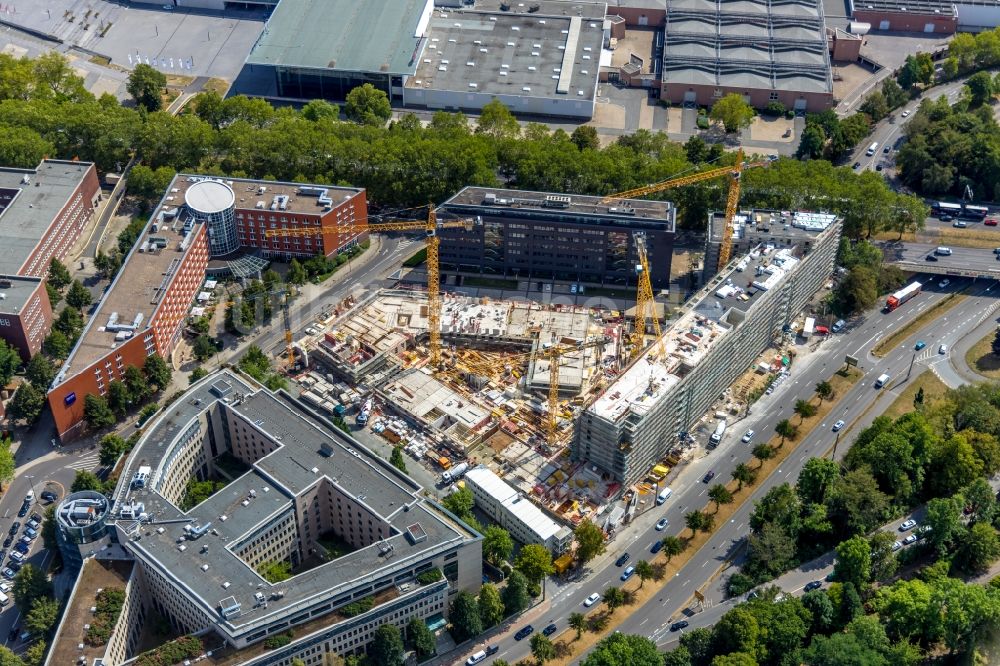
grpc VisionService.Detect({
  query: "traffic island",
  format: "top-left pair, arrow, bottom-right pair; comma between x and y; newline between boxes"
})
544,366 -> 862,665
965,329 -> 1000,380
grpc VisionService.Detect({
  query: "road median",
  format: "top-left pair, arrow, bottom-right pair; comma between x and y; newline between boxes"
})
872,292 -> 965,358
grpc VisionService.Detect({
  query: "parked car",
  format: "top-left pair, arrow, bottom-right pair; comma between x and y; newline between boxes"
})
485,645 -> 499,656
26,519 -> 39,531
891,540 -> 903,551
901,110 -> 911,117
615,553 -> 631,567
29,513 -> 41,524
514,625 -> 534,641
8,523 -> 19,536
621,565 -> 636,582
670,621 -> 689,632
466,651 -> 487,665
16,505 -> 27,518
903,534 -> 918,545
23,528 -> 36,540
804,581 -> 823,591
2,537 -> 11,549
542,623 -> 557,637
584,593 -> 601,607
40,491 -> 57,503
655,518 -> 669,531
832,420 -> 845,432
13,543 -> 27,555
883,146 -> 891,153
899,519 -> 917,531
702,471 -> 716,484
9,551 -> 24,563
875,163 -> 884,172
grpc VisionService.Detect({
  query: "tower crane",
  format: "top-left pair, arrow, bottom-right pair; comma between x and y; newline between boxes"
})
631,232 -> 661,359
601,149 -> 771,271
263,206 -> 479,368
445,337 -> 610,445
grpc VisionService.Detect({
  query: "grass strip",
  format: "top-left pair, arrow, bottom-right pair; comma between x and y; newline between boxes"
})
872,293 -> 966,358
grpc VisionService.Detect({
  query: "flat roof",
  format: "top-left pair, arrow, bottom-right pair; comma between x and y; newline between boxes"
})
180,175 -> 362,217
113,370 -> 475,635
246,0 -> 429,74
382,370 -> 491,431
464,466 -> 568,542
850,0 -> 955,14
406,3 -> 605,101
0,276 -> 43,316
0,160 -> 95,276
710,209 -> 839,242
440,186 -> 675,232
49,559 -> 134,666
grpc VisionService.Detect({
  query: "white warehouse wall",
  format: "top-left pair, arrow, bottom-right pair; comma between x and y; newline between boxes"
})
956,3 -> 1000,29
403,87 -> 596,119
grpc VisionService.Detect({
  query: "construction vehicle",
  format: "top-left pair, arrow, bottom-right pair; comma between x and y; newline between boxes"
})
263,206 -> 479,368
631,232 -> 662,359
602,149 -> 770,271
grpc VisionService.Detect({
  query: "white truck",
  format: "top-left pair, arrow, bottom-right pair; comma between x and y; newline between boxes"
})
709,420 -> 727,447
802,317 -> 815,339
442,462 -> 470,484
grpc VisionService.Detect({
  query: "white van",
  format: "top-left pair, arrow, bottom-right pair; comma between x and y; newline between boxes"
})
866,142 -> 878,156
0,591 -> 9,607
656,486 -> 673,505
709,421 -> 727,446
466,650 -> 487,665
874,373 -> 890,389
935,246 -> 952,256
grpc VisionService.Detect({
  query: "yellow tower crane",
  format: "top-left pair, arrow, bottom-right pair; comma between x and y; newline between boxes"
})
263,206 -> 479,368
630,232 -> 662,359
601,149 -> 771,271
447,337 -> 610,445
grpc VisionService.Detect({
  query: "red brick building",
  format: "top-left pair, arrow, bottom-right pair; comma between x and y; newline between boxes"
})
48,175 -> 368,440
0,160 -> 101,359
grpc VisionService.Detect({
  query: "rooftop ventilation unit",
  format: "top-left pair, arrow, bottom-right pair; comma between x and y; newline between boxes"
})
544,195 -> 571,208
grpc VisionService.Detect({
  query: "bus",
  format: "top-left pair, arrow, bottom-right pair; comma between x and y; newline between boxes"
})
932,202 -> 962,218
962,204 -> 989,220
885,281 -> 922,312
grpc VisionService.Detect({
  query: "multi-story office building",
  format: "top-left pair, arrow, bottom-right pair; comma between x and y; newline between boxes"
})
574,214 -> 841,484
0,160 -> 101,358
52,370 -> 481,666
437,187 -> 676,289
464,466 -> 572,554
47,175 -> 367,440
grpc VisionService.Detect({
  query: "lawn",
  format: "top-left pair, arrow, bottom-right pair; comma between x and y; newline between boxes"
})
965,329 -> 1000,380
872,292 -> 966,357
462,276 -> 519,289
883,370 -> 949,421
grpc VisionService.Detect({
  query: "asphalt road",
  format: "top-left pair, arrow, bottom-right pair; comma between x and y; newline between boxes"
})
480,275 -> 996,665
887,241 -> 1000,275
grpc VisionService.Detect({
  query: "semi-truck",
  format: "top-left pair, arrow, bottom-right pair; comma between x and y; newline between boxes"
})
442,462 -> 470,484
357,397 -> 373,425
885,281 -> 922,312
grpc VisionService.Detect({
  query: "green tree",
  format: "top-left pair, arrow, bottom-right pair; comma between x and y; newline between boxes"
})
476,99 -> 520,139
42,329 -> 70,359
927,433 -> 984,498
797,124 -> 826,159
965,70 -> 995,106
602,585 -> 626,610
45,282 -> 61,308
660,535 -> 687,562
709,94 -> 755,133
477,582 -> 504,628
24,354 -> 56,392
70,470 -> 102,493
83,394 -> 115,430
106,380 -> 130,417
65,279 -> 92,310
482,525 -> 514,565
192,334 -> 217,361
924,495 -> 963,556
825,468 -> 890,537
407,616 -> 436,659
25,596 -> 60,638
574,519 -> 606,565
189,367 -> 208,384
955,521 -> 1000,573
713,607 -> 761,659
634,559 -> 655,588
711,654 -> 757,666
389,445 -> 407,474
794,399 -> 817,423
834,536 -> 872,589
732,462 -> 757,490
531,632 -> 556,664
745,522 -> 798,579
515,544 -> 554,584
868,531 -> 900,581
708,484 -> 734,511
127,63 -> 167,111
256,560 -> 291,583
9,383 -> 44,424
581,632 -> 664,666
369,624 -> 404,666
797,457 -> 840,505
751,443 -> 773,468
54,306 -> 83,340
99,434 -> 127,466
441,485 -> 474,519
815,380 -> 834,404
127,165 -> 175,203
143,353 -> 172,391
569,611 -> 587,639
993,326 -> 1000,357
881,78 -> 908,108
448,590 -> 482,642
47,257 -> 71,290
570,125 -> 600,151
287,258 -> 308,285
123,365 -> 149,405
0,341 -> 20,387
860,91 -> 890,122
13,564 -> 52,615
344,83 -> 391,126
501,570 -> 530,614
774,419 -> 797,446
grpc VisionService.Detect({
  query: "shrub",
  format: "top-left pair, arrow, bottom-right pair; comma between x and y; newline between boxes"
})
726,572 -> 755,597
84,587 -> 126,646
134,635 -> 204,666
764,101 -> 786,117
696,116 -> 710,130
340,596 -> 374,617
263,631 -> 294,649
417,568 -> 444,584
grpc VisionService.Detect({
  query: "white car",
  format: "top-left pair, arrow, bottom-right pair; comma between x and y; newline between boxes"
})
832,420 -> 845,432
902,534 -> 918,545
584,593 -> 601,607
899,519 -> 917,531
891,540 -> 903,552
741,429 -> 755,443
901,110 -> 911,118
0,582 -> 10,593
305,327 -> 318,336
655,518 -> 669,531
939,344 -> 948,354
939,279 -> 950,288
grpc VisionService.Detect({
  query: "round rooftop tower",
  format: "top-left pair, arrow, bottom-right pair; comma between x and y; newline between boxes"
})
185,179 -> 238,257
56,490 -> 111,545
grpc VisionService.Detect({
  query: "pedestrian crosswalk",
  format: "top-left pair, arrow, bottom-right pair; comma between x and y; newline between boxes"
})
65,450 -> 101,471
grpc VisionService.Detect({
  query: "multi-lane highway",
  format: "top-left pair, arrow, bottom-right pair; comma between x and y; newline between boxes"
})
886,241 -> 1000,278
473,275 -> 996,665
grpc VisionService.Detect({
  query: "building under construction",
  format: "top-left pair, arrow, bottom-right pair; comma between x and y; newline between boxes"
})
574,214 -> 842,484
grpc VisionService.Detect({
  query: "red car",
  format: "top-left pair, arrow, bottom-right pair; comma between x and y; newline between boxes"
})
986,218 -> 998,226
